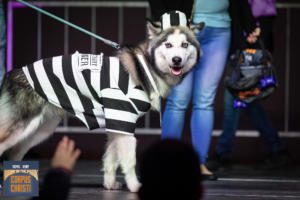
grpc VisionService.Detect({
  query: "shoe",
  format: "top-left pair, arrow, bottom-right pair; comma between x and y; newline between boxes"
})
255,150 -> 292,170
200,164 -> 218,181
201,173 -> 218,181
207,154 -> 232,172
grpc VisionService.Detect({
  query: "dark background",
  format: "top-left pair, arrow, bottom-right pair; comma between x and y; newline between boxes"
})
3,0 -> 300,163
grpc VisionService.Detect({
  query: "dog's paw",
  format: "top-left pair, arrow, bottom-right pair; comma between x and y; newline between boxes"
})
103,172 -> 122,190
103,181 -> 122,190
126,179 -> 141,193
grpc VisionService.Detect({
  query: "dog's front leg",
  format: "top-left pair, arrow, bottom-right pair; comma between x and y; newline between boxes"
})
103,133 -> 141,192
116,134 -> 141,192
102,133 -> 122,190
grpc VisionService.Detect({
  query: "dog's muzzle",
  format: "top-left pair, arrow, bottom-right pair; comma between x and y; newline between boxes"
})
170,65 -> 183,76
170,56 -> 183,76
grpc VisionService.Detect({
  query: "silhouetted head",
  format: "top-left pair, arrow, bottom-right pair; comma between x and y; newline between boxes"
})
138,139 -> 203,200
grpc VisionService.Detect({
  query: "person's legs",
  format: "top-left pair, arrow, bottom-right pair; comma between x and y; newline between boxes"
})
216,89 -> 241,157
246,102 -> 291,169
191,26 -> 231,164
246,101 -> 282,154
0,2 -> 6,85
161,71 -> 193,139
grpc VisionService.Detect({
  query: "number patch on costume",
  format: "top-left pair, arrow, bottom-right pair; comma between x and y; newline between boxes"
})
78,53 -> 103,72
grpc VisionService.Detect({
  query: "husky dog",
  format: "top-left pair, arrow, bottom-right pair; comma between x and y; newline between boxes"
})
0,15 -> 204,192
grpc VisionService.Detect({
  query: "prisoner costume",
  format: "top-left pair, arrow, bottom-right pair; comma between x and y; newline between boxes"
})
22,52 -> 151,135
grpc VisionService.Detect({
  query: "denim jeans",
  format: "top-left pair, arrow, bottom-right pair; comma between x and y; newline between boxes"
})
216,89 -> 282,157
0,1 -> 6,85
162,26 -> 231,164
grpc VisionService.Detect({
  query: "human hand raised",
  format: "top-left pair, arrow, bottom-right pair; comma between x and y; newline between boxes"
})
51,136 -> 81,172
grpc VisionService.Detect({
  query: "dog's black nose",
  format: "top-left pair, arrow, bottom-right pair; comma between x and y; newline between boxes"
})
172,56 -> 182,66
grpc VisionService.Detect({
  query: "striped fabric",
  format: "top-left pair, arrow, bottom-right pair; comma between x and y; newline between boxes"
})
161,10 -> 188,30
22,52 -> 151,135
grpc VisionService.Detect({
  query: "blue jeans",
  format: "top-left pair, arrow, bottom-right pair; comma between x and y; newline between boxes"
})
0,1 -> 6,85
216,89 -> 282,157
162,26 -> 231,164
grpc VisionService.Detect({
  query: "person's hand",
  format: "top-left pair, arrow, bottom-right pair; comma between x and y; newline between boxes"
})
247,27 -> 261,43
51,136 -> 81,171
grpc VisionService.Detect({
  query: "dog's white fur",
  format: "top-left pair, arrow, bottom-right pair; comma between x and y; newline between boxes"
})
103,133 -> 140,191
0,21 -> 204,192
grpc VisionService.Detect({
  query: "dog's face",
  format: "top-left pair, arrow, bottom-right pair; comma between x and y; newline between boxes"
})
147,21 -> 204,78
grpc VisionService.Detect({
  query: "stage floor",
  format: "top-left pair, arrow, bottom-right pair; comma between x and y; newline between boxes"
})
1,160 -> 300,200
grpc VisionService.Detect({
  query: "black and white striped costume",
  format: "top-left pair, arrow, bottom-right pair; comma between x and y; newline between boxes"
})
22,52 -> 151,135
161,10 -> 188,30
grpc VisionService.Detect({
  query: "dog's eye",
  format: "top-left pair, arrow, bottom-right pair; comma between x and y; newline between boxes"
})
181,42 -> 189,48
165,43 -> 173,48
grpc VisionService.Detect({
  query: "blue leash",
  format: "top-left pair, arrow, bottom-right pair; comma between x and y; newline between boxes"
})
16,0 -> 121,49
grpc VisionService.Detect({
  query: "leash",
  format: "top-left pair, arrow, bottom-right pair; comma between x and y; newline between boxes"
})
16,0 -> 120,49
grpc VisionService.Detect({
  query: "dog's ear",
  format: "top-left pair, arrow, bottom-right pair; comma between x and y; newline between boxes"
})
146,19 -> 162,39
190,22 -> 205,34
